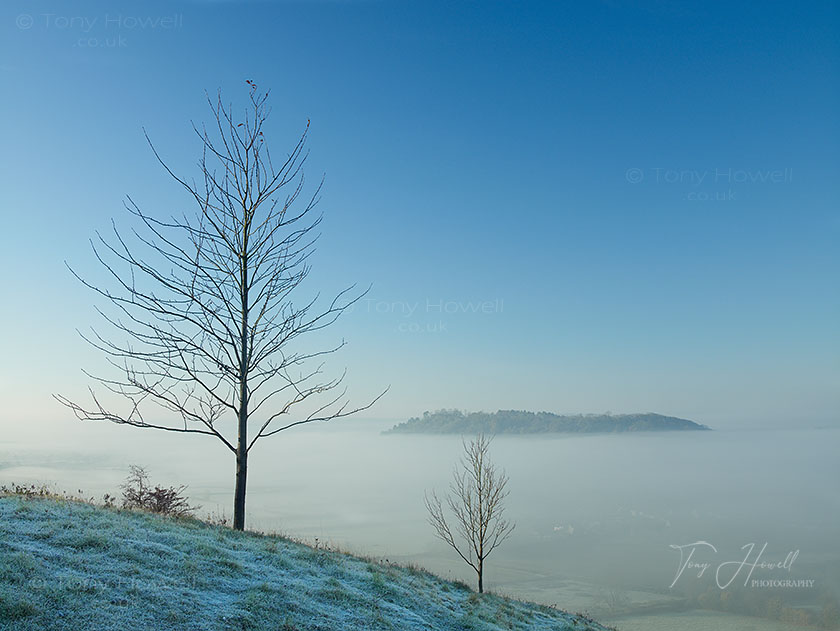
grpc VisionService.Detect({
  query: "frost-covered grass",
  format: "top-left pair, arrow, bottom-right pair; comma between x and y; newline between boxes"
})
0,496 -> 612,630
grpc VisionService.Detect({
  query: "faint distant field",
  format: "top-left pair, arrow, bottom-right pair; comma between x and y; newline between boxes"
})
3,426 -> 838,631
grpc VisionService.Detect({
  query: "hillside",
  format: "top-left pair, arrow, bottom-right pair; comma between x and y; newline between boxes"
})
0,496 -> 612,631
385,410 -> 710,434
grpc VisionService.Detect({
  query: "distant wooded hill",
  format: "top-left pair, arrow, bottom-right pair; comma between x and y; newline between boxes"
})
384,410 -> 710,434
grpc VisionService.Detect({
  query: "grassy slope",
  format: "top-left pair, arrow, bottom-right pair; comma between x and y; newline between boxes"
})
0,497 -> 612,631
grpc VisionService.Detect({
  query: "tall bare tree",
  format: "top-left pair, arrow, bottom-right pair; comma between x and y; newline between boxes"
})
425,434 -> 515,593
55,81 -> 384,530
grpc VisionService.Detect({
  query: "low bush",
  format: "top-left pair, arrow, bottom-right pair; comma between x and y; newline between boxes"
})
120,465 -> 198,517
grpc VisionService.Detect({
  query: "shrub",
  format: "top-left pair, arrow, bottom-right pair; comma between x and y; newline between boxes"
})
0,483 -> 54,498
120,465 -> 198,517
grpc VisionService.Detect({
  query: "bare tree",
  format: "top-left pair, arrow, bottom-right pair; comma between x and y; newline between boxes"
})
425,434 -> 515,593
55,81 -> 385,530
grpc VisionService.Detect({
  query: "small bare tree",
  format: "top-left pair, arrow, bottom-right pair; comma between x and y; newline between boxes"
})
55,81 -> 384,530
425,434 -> 515,593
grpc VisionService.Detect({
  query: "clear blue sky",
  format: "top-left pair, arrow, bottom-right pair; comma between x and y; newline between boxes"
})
1,0 -> 838,434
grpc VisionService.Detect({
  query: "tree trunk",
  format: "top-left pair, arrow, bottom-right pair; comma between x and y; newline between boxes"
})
233,442 -> 247,530
234,298 -> 249,530
234,223 -> 250,531
477,561 -> 484,593
233,362 -> 249,529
